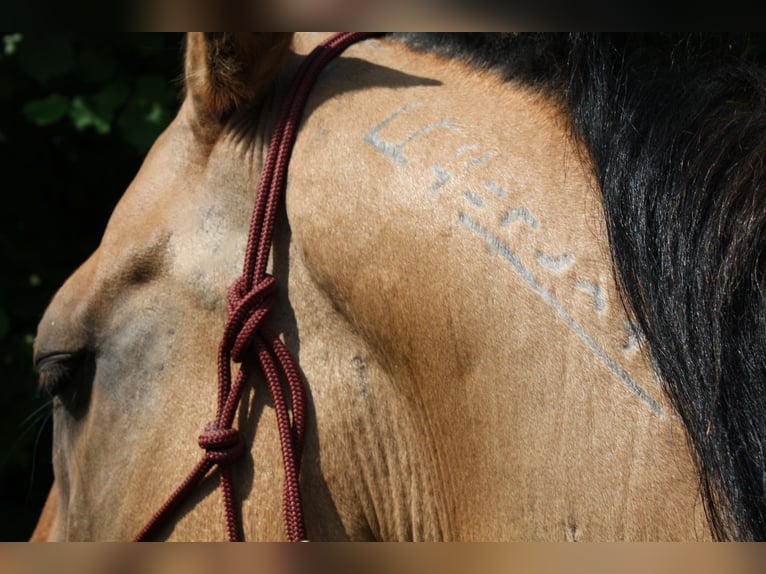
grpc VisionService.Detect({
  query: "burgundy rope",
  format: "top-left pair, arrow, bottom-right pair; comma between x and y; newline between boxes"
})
134,32 -> 384,542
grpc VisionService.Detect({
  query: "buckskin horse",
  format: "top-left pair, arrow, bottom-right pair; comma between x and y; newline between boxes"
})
30,33 -> 766,541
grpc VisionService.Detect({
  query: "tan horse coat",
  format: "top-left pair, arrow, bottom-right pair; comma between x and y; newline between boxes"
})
33,33 -> 709,541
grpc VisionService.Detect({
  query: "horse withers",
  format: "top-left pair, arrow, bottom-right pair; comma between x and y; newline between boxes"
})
32,33 -> 766,541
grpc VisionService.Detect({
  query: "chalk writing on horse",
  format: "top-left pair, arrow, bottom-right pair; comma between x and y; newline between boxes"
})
362,101 -> 662,415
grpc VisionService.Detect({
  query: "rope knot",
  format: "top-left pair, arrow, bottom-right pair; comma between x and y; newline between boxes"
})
198,422 -> 245,465
227,274 -> 276,313
225,274 -> 277,362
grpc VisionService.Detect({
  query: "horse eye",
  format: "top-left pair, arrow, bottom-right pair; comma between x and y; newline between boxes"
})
35,351 -> 92,398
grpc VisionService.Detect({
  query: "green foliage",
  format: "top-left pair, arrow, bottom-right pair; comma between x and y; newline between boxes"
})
3,34 -> 23,56
118,76 -> 176,151
9,33 -> 181,154
22,94 -> 70,126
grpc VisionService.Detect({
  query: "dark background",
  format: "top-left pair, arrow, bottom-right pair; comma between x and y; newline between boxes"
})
1,32 -> 765,542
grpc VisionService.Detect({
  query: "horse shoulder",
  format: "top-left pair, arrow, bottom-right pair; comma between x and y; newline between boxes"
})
285,36 -> 709,540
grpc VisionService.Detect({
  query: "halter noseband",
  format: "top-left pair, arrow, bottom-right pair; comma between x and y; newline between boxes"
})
134,32 -> 383,542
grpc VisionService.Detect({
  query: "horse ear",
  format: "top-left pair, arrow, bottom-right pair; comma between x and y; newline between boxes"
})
185,33 -> 293,120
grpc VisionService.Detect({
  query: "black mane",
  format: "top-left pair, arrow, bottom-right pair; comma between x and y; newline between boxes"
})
392,32 -> 766,541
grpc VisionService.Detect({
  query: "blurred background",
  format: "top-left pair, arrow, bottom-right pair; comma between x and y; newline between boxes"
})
1,32 -> 765,542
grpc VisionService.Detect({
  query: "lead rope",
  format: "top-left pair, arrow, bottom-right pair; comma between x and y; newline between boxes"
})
134,32 -> 384,543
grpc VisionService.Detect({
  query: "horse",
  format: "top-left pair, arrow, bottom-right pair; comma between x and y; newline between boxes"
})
30,32 -> 766,541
